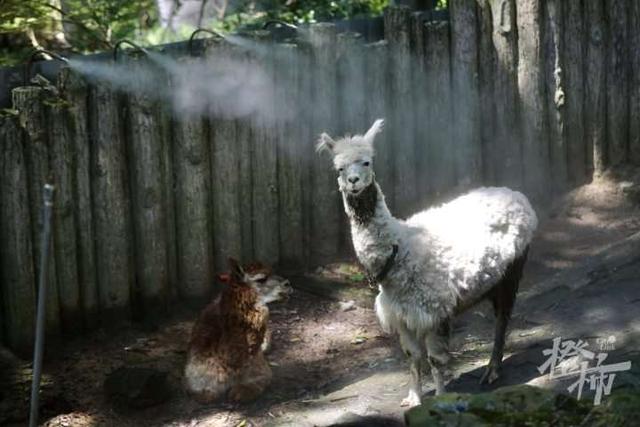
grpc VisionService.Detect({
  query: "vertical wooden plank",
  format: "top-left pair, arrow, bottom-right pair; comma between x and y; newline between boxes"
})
309,23 -> 341,266
58,69 -> 99,329
385,6 -> 417,216
476,0 -> 497,185
489,0 -> 522,189
337,32 -> 367,133
158,100 -> 178,299
365,41 -> 394,208
89,81 -> 133,324
630,0 -> 640,164
205,41 -> 253,268
276,44 -> 305,269
605,0 -> 629,166
517,0 -> 549,202
250,45 -> 280,266
424,20 -> 456,199
237,119 -> 254,263
46,86 -> 82,333
543,0 -> 568,193
337,32 -> 367,249
564,0 -> 587,182
298,44 -> 314,269
210,114 -> 242,272
173,111 -> 213,302
0,115 -> 36,356
126,59 -> 169,321
584,0 -> 606,174
449,0 -> 482,188
12,86 -> 61,339
411,12 -> 431,207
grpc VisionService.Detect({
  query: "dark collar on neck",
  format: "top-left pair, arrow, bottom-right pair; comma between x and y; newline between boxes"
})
369,244 -> 398,283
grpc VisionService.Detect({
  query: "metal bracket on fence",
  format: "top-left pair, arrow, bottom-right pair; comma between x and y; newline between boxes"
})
188,29 -> 226,56
28,183 -> 55,427
24,49 -> 69,86
113,39 -> 149,62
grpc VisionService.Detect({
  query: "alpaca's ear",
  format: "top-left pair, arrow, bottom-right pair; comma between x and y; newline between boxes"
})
364,119 -> 384,144
316,133 -> 336,155
227,257 -> 245,282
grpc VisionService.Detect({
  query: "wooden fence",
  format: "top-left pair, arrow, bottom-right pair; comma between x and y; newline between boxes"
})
2,1 -> 640,355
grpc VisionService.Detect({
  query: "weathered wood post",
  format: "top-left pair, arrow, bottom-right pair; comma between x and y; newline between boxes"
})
449,0 -> 482,189
125,58 -> 169,320
605,0 -> 629,166
206,40 -> 253,271
476,0 -> 496,185
275,43 -> 305,269
12,86 -> 61,339
630,0 -> 640,164
488,0 -> 522,189
423,20 -> 455,199
46,82 -> 82,333
337,32 -> 367,133
309,23 -> 341,265
89,79 -> 134,324
250,34 -> 280,266
364,41 -> 394,208
411,12 -> 431,205
542,0 -> 567,193
172,64 -> 214,302
337,31 -> 366,249
385,6 -> 417,215
563,0 -> 586,183
0,114 -> 36,355
517,0 -> 550,202
585,0 -> 607,174
57,69 -> 99,329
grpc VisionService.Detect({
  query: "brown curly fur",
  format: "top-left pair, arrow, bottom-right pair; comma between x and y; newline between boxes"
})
184,260 -> 272,402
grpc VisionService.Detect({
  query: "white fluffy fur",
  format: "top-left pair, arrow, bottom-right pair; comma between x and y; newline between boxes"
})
370,185 -> 538,335
320,118 -> 538,404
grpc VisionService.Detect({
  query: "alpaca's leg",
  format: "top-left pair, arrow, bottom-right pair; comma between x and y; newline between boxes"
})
398,324 -> 423,407
261,328 -> 272,353
480,247 -> 528,385
425,321 -> 450,395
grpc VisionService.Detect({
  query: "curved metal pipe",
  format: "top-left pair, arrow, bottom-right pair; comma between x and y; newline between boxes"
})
262,20 -> 298,31
188,28 -> 225,56
113,39 -> 148,62
24,49 -> 69,85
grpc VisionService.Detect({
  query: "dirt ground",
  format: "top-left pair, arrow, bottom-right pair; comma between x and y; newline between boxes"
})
31,168 -> 640,426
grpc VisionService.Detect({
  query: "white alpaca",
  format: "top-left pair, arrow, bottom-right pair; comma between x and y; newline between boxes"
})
317,119 -> 538,407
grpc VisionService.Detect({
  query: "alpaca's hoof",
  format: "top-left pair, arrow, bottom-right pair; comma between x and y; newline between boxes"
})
479,364 -> 500,385
400,390 -> 421,407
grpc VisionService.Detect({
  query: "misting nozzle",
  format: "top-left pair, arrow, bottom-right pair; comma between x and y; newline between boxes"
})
113,39 -> 149,62
24,49 -> 70,85
188,28 -> 226,56
262,20 -> 298,31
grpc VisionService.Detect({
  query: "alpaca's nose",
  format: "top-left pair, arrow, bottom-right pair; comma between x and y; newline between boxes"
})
348,176 -> 360,184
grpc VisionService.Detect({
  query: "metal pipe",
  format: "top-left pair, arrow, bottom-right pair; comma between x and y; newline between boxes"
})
113,39 -> 148,62
28,183 -> 55,427
24,49 -> 69,86
188,28 -> 225,56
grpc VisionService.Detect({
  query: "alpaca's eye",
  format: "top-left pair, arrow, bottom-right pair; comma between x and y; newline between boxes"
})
338,168 -> 344,172
363,161 -> 370,167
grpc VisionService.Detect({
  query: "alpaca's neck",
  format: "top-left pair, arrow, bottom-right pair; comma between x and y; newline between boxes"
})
343,181 -> 397,273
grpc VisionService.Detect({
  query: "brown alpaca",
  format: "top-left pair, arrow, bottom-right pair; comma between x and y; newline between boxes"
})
184,259 -> 290,402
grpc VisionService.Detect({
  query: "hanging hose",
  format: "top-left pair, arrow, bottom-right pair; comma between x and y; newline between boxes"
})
28,183 -> 55,427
